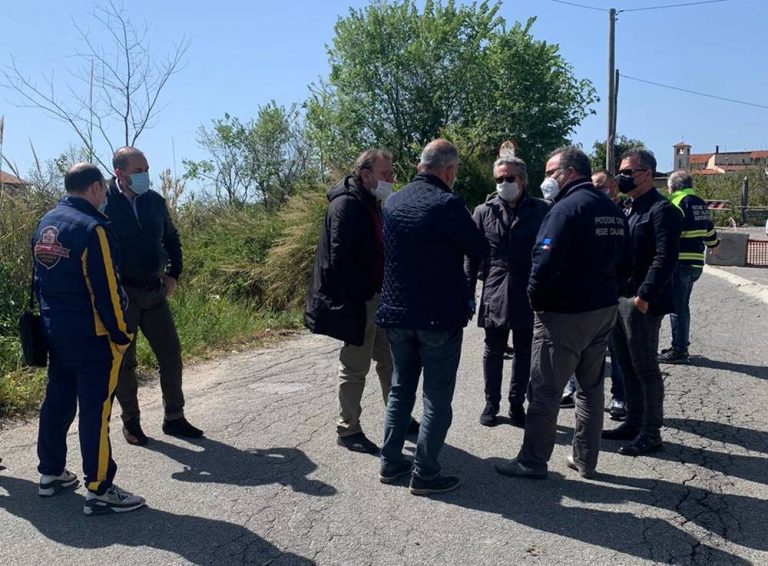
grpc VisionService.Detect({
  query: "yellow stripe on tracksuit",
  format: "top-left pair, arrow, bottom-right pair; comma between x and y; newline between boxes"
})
94,226 -> 130,336
81,226 -> 131,492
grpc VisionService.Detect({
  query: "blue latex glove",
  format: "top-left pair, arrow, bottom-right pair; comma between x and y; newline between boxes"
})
468,298 -> 477,320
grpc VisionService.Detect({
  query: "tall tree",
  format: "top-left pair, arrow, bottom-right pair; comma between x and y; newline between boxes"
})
306,0 -> 596,203
185,103 -> 315,210
2,0 -> 188,170
590,135 -> 646,174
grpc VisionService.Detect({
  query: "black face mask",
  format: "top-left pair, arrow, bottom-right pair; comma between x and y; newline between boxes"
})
616,174 -> 637,193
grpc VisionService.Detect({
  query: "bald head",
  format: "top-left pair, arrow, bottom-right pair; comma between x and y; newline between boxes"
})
112,146 -> 146,172
65,162 -> 104,194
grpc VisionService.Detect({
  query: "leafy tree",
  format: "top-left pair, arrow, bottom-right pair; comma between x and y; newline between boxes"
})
185,103 -> 315,210
306,0 -> 597,204
590,135 -> 646,174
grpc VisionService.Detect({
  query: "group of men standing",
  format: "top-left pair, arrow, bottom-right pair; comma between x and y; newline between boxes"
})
30,147 -> 202,515
306,139 -> 718,492
24,134 -> 718,512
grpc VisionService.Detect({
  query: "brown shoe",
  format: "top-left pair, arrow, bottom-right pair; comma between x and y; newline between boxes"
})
122,419 -> 149,446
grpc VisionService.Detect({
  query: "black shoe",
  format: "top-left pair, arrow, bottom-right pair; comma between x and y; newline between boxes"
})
162,416 -> 204,439
658,349 -> 689,364
409,474 -> 461,495
602,423 -> 640,441
618,434 -> 663,457
406,419 -> 420,436
122,418 -> 149,446
560,394 -> 575,409
479,402 -> 498,427
337,432 -> 379,454
608,399 -> 627,421
566,455 -> 596,480
508,404 -> 526,428
379,460 -> 413,484
503,346 -> 515,360
494,458 -> 547,479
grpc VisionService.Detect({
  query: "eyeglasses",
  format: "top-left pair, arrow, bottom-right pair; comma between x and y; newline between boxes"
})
544,167 -> 563,177
494,175 -> 516,183
618,168 -> 648,176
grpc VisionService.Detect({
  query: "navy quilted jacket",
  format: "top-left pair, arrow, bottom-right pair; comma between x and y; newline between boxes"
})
376,173 -> 489,330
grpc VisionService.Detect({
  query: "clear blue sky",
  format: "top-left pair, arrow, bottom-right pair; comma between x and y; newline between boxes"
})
2,0 -> 767,184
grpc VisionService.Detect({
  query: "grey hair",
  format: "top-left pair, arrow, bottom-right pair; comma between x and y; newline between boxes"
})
352,148 -> 393,177
419,140 -> 459,172
493,156 -> 528,185
668,170 -> 693,191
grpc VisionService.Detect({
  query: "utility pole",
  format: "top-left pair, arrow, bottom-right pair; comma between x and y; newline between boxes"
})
741,176 -> 749,226
606,8 -> 617,174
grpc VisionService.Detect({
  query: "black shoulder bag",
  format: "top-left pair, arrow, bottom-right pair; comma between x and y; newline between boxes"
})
18,260 -> 48,368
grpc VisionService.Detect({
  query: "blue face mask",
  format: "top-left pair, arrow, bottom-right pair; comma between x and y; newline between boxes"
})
129,171 -> 151,195
97,200 -> 107,214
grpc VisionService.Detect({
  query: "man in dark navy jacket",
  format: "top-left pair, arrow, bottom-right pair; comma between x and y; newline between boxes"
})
495,146 -> 627,480
603,149 -> 682,456
34,163 -> 145,515
105,146 -> 201,446
377,139 -> 489,495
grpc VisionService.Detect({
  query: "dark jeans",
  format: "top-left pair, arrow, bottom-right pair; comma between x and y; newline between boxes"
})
613,296 -> 664,437
381,328 -> 463,479
116,285 -> 184,423
517,306 -> 617,473
38,336 -> 122,495
669,264 -> 702,352
483,326 -> 533,409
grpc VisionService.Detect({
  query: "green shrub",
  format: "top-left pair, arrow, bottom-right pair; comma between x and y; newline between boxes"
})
260,186 -> 328,310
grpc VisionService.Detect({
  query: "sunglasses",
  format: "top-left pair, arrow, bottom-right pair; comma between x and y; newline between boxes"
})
494,175 -> 516,183
618,168 -> 648,176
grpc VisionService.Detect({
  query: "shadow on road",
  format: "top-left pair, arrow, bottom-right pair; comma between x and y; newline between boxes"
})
688,356 -> 768,380
665,417 -> 768,455
146,438 -> 337,497
388,443 -> 756,563
0,474 -> 315,565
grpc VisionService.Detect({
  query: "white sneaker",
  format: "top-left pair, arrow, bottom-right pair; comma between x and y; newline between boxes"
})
83,484 -> 146,515
39,469 -> 79,496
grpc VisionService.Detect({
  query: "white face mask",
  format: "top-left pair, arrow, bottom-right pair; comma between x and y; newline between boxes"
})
540,177 -> 560,200
372,180 -> 393,202
496,181 -> 521,203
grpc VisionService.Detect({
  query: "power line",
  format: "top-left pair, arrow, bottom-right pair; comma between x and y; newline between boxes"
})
548,0 -> 608,12
549,0 -> 731,12
620,73 -> 768,110
619,0 -> 730,12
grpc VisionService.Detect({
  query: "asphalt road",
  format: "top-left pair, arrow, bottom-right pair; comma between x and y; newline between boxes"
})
1,268 -> 767,565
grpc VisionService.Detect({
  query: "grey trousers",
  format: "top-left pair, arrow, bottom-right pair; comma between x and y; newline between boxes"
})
116,285 -> 185,423
517,305 -> 617,473
336,294 -> 393,437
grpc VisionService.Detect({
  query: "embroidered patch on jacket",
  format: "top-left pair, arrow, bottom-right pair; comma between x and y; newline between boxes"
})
34,226 -> 71,269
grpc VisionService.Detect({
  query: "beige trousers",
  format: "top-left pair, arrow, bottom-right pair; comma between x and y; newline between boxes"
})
336,294 -> 393,437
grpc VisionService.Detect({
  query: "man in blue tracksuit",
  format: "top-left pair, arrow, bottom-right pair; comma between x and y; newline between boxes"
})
659,170 -> 719,364
34,163 -> 145,515
494,146 -> 628,480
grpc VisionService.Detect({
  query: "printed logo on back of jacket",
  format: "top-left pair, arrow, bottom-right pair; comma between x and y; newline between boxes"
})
34,226 -> 71,269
